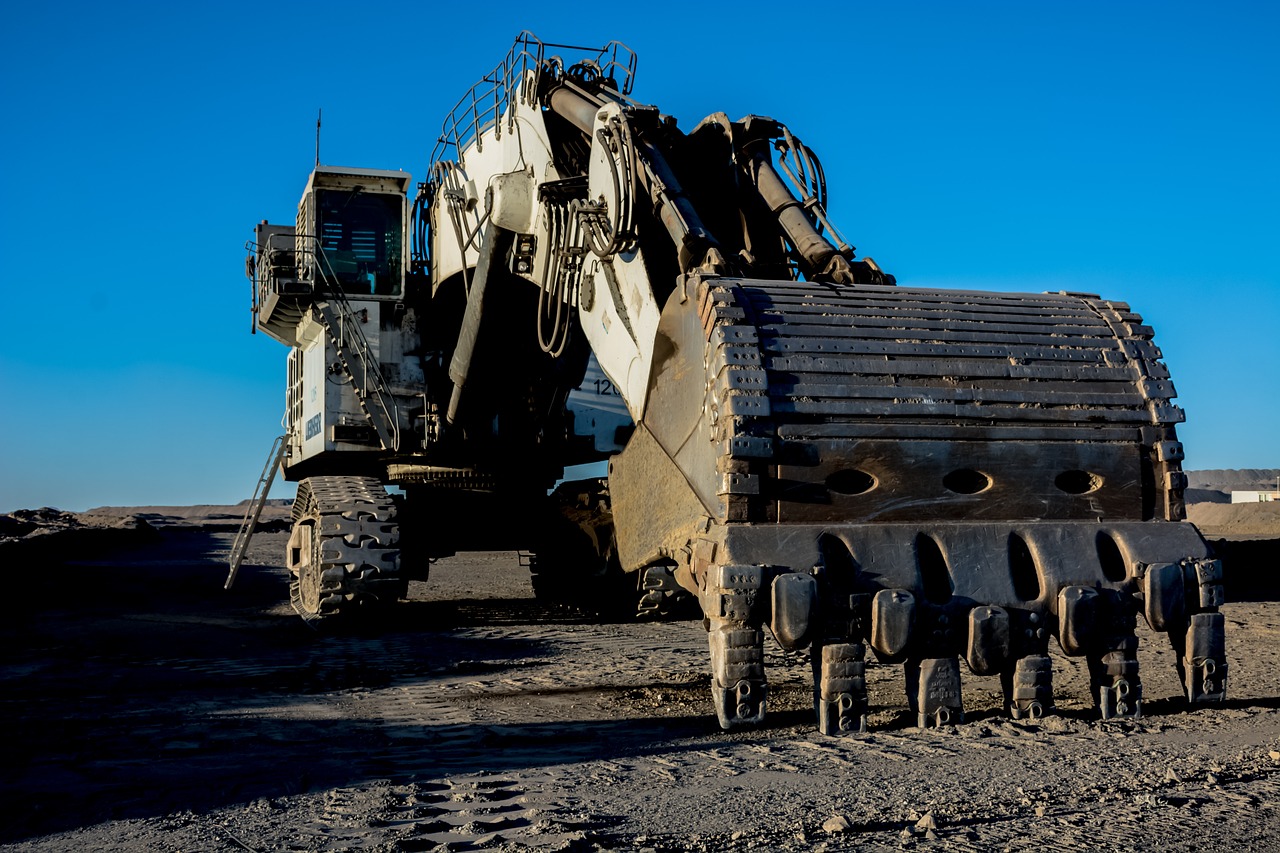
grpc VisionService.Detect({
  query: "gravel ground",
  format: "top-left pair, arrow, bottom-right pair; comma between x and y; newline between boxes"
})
1,515 -> 1278,852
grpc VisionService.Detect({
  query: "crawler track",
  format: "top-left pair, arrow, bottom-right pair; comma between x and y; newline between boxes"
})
288,476 -> 403,620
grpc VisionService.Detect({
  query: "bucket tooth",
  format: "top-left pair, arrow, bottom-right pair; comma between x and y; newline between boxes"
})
1006,654 -> 1054,720
1093,635 -> 1142,720
1000,607 -> 1055,719
1079,588 -> 1144,720
912,657 -> 964,728
809,563 -> 872,736
704,564 -> 767,729
1184,612 -> 1228,704
709,624 -> 766,729
813,642 -> 868,736
1165,557 -> 1227,702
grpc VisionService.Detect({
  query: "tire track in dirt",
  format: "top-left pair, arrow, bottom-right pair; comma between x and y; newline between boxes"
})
4,532 -> 1279,851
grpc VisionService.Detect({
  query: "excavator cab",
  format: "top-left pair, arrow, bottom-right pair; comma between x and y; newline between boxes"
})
297,166 -> 411,299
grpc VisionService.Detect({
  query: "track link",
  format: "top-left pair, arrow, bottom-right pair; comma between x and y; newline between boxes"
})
288,476 -> 403,621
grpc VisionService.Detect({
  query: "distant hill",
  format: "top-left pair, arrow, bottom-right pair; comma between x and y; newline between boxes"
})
84,501 -> 291,517
78,503 -> 293,529
1185,488 -> 1231,505
1186,469 -> 1280,491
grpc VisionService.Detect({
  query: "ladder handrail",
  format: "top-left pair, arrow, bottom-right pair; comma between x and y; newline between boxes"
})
302,237 -> 401,451
225,434 -> 287,590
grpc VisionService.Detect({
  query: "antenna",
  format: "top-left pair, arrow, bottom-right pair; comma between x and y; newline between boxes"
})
315,108 -> 322,167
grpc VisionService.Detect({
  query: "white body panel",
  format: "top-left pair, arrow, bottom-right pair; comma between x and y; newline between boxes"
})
576,249 -> 661,423
576,102 -> 664,421
566,354 -> 633,453
431,90 -> 662,425
431,78 -> 561,288
288,301 -> 387,464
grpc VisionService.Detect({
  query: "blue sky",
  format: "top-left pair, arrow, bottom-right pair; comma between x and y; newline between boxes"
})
1,1 -> 1276,511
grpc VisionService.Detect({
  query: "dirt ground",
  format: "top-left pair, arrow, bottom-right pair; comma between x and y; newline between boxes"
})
2,514 -> 1278,852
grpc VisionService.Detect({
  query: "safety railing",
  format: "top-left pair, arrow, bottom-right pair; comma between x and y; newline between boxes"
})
429,31 -> 637,168
299,236 -> 402,451
245,230 -> 301,331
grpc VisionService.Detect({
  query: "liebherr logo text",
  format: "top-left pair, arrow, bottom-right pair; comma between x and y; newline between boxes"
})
304,414 -> 322,440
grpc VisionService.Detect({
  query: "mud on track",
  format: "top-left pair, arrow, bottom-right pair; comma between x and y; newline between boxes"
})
2,525 -> 1279,851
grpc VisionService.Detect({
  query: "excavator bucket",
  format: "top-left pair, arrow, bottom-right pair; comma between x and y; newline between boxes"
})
610,273 -> 1224,732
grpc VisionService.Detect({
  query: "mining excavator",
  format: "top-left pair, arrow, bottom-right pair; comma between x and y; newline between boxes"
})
233,33 -> 1227,734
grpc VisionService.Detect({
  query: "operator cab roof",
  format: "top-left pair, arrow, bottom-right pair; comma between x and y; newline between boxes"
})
305,165 -> 411,195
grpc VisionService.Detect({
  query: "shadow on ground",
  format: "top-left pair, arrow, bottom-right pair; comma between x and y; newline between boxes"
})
0,530 -> 715,842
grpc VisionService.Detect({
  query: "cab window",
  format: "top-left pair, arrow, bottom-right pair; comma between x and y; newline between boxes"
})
316,189 -> 402,296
